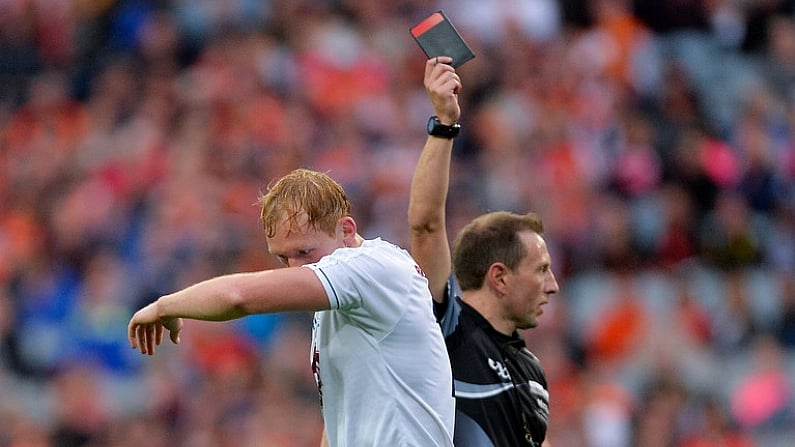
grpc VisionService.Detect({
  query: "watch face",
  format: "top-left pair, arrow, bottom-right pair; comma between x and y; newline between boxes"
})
427,116 -> 460,138
428,116 -> 438,134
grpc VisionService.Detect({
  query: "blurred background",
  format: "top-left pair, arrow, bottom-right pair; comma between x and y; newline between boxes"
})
1,0 -> 794,446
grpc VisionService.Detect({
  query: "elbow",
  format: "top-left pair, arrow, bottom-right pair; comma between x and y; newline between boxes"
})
409,221 -> 439,240
408,206 -> 442,236
409,221 -> 444,240
407,203 -> 425,233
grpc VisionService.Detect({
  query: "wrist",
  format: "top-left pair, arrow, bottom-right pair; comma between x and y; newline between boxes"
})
436,116 -> 457,126
427,116 -> 461,139
153,296 -> 168,319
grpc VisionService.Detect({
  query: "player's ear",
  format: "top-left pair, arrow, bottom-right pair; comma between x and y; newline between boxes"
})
340,216 -> 357,246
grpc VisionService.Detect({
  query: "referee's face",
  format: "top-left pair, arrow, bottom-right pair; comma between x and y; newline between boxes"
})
504,231 -> 559,330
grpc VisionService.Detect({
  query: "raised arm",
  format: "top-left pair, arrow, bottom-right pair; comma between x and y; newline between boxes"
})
408,57 -> 461,303
128,267 -> 329,354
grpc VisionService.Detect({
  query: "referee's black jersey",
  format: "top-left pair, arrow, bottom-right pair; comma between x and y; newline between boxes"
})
436,278 -> 550,447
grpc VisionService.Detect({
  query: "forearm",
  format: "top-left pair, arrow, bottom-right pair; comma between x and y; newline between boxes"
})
409,135 -> 454,302
408,135 -> 453,234
154,273 -> 256,322
154,268 -> 328,321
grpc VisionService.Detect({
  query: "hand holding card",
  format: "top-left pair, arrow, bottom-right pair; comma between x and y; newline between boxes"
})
410,10 -> 475,68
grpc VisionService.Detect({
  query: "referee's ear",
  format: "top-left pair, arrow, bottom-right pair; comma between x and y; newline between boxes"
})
486,262 -> 510,298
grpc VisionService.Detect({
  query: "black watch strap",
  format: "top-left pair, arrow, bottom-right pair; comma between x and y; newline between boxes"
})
427,116 -> 461,139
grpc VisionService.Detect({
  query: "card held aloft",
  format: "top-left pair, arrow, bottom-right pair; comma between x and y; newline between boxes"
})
410,10 -> 475,68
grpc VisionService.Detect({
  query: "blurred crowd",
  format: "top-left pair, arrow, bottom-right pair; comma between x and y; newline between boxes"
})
1,0 -> 795,446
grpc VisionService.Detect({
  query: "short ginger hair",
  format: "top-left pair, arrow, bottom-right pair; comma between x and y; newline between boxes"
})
259,168 -> 352,237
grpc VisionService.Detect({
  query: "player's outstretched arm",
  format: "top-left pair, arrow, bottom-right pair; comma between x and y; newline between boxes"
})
128,267 -> 329,354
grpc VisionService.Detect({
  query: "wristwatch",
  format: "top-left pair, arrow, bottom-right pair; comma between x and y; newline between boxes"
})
427,116 -> 461,139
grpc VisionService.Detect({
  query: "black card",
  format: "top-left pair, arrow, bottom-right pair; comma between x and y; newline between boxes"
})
410,10 -> 475,68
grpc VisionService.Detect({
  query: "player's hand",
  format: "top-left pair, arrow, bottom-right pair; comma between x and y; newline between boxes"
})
128,301 -> 183,355
424,56 -> 461,125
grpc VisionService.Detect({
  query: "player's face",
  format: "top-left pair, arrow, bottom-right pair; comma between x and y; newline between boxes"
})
504,231 -> 559,329
266,212 -> 345,267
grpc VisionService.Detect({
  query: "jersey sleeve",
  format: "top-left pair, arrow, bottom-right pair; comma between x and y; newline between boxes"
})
436,275 -> 462,337
307,242 -> 420,335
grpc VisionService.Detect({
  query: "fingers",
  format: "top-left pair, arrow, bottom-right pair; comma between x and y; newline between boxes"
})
168,318 -> 183,344
423,57 -> 462,123
129,322 -> 163,355
431,71 -> 462,96
146,324 -> 156,354
425,56 -> 455,78
429,60 -> 460,86
130,324 -> 144,353
425,66 -> 460,92
429,56 -> 453,67
128,320 -> 138,350
170,327 -> 181,345
447,73 -> 462,95
129,319 -> 181,355
139,324 -> 153,355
